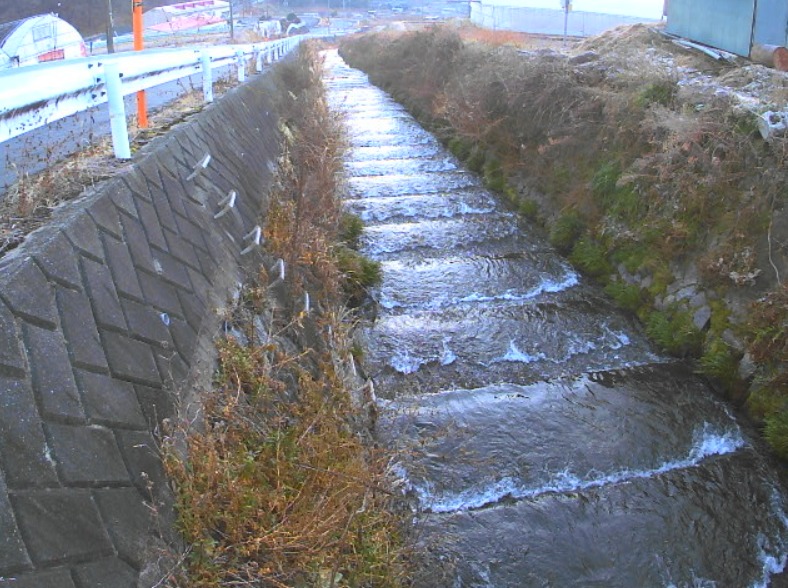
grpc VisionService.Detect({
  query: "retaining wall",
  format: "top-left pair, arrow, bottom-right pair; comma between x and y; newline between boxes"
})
0,67 -> 284,587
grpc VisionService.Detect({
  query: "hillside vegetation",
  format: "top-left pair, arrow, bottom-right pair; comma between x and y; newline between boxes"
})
339,25 -> 788,457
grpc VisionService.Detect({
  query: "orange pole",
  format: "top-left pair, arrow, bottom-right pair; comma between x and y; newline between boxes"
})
133,0 -> 148,128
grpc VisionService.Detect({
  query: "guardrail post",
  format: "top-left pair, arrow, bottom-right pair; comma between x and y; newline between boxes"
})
105,62 -> 131,160
201,51 -> 214,103
235,49 -> 246,83
254,47 -> 263,72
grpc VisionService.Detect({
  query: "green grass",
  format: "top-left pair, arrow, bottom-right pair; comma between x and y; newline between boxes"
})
518,198 -> 539,221
634,79 -> 677,108
765,410 -> 788,460
604,280 -> 644,313
698,337 -> 739,385
339,212 -> 365,249
335,246 -> 382,306
645,307 -> 703,357
570,237 -> 612,278
549,209 -> 585,254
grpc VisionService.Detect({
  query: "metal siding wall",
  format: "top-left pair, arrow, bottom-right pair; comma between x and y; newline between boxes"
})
666,0 -> 755,56
469,4 -> 657,37
753,0 -> 788,46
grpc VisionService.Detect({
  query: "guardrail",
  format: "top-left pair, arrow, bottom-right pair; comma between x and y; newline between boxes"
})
0,35 -> 303,159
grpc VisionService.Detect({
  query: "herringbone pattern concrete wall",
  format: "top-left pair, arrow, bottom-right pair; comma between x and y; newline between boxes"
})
0,72 -> 282,587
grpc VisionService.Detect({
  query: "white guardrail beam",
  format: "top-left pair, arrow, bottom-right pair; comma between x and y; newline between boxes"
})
0,35 -> 303,159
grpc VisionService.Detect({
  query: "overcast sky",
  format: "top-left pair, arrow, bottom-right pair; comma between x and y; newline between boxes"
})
518,0 -> 664,19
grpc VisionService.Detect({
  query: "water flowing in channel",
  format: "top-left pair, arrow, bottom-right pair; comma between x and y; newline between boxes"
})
323,50 -> 788,587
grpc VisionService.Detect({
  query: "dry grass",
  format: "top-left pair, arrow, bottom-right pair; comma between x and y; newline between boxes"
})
455,23 -> 570,50
161,43 -> 408,587
0,84 -> 231,258
163,333 -> 406,587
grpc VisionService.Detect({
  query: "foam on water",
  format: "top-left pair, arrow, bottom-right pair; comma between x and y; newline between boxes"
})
440,337 -> 458,366
455,272 -> 580,306
408,424 -> 746,513
457,201 -> 497,215
389,338 -> 457,373
378,272 -> 580,312
390,349 -> 428,374
752,540 -> 788,588
487,322 -> 636,367
490,340 -> 547,365
750,491 -> 788,588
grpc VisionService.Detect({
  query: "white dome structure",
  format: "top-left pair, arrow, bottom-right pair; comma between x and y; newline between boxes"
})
0,13 -> 86,69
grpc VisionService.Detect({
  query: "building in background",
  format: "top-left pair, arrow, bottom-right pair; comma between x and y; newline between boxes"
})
256,18 -> 282,38
0,14 -> 86,69
469,0 -> 657,37
143,0 -> 230,33
666,0 -> 788,58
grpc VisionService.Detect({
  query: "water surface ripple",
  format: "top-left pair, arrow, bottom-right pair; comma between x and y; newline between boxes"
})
324,50 -> 788,588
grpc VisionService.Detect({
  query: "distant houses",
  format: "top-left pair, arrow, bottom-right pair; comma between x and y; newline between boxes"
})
143,0 -> 230,33
0,14 -> 86,69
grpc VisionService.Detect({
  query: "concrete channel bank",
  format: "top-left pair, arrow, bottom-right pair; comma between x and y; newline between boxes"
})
0,64 -> 288,587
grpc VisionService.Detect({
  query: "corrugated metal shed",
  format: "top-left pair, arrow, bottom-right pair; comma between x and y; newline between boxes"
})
667,0 -> 788,58
754,0 -> 788,46
666,0 -> 755,57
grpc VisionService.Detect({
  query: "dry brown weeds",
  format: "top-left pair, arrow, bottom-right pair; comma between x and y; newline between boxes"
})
161,43 -> 409,586
0,84 -> 228,258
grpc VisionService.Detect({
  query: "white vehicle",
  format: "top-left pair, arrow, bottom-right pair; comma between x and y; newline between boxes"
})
0,14 -> 86,69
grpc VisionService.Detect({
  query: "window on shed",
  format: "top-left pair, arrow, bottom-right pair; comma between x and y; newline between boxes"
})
32,23 -> 55,42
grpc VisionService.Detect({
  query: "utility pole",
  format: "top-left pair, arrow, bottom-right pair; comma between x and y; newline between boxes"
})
229,1 -> 235,41
561,0 -> 570,46
107,0 -> 115,53
133,0 -> 148,128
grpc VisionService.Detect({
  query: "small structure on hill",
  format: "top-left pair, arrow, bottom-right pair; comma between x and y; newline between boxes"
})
143,0 -> 230,33
666,0 -> 788,68
0,14 -> 86,69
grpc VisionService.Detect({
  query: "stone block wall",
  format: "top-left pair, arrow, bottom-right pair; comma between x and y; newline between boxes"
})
0,70 -> 283,587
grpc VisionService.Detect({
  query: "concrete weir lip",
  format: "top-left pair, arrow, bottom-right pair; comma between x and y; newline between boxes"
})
0,66 -> 285,586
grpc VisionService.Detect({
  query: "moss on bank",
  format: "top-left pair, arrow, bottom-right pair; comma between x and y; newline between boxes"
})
339,27 -> 788,458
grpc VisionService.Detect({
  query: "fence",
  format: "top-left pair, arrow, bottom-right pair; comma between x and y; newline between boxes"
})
0,35 -> 303,161
470,4 -> 657,37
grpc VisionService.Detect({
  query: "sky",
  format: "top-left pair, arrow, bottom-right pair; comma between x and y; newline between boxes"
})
515,0 -> 665,19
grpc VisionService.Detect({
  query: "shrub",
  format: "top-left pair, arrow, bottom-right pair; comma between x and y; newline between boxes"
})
635,79 -> 677,108
765,410 -> 788,460
570,237 -> 612,278
448,136 -> 472,160
335,246 -> 382,306
483,158 -> 507,193
339,212 -> 364,249
698,337 -> 739,385
591,161 -> 621,200
604,280 -> 643,313
549,209 -> 585,254
466,145 -> 487,174
518,198 -> 539,221
645,307 -> 703,357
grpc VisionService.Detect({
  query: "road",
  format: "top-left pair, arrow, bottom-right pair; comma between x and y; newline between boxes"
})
0,65 -> 234,195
